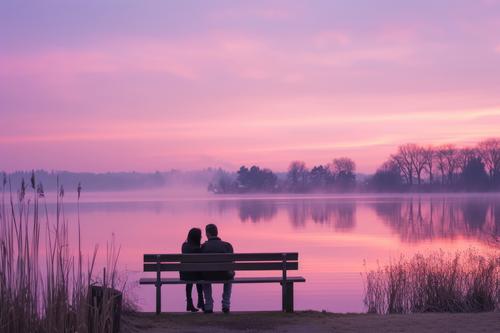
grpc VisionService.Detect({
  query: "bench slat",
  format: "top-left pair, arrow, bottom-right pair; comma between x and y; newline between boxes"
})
144,253 -> 298,263
139,276 -> 306,285
144,261 -> 298,272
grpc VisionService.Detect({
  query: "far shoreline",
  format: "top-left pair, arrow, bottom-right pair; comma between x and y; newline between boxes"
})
25,189 -> 500,204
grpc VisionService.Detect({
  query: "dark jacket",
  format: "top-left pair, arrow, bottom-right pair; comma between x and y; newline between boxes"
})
179,242 -> 202,281
201,236 -> 235,281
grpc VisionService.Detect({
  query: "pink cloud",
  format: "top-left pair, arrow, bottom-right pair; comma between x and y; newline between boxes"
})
377,26 -> 419,44
2,6 -> 500,174
208,7 -> 292,21
0,29 -> 418,88
0,42 -> 198,80
313,31 -> 351,48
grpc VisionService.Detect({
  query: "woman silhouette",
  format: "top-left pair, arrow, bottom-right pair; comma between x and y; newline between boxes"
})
180,228 -> 205,312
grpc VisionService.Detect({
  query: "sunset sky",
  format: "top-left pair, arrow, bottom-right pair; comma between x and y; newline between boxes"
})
1,0 -> 500,173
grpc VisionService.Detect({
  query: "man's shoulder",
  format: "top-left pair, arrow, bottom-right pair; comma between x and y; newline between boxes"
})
224,240 -> 234,252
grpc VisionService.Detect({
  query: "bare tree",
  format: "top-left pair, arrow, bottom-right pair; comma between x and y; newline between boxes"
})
408,144 -> 427,186
444,145 -> 459,185
391,144 -> 415,185
422,146 -> 435,184
435,147 -> 447,185
330,157 -> 356,190
477,138 -> 500,181
457,147 -> 478,174
331,157 -> 356,176
287,161 -> 309,192
435,145 -> 458,185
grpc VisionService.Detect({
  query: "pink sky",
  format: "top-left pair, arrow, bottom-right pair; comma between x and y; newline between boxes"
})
1,1 -> 500,173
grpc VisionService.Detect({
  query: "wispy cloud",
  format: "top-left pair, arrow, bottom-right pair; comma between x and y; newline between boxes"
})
2,1 -> 500,172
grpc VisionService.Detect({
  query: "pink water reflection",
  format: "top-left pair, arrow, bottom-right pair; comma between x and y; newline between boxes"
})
48,193 -> 499,313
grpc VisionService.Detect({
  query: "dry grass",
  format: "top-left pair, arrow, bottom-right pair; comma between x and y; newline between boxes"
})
363,249 -> 500,314
0,173 -> 124,333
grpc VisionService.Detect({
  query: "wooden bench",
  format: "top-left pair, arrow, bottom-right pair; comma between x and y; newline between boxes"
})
139,252 -> 305,314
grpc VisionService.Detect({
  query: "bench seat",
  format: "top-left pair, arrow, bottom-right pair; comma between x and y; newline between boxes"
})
139,276 -> 306,285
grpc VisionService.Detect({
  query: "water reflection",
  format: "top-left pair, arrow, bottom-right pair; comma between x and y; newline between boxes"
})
37,193 -> 498,313
52,194 -> 499,246
205,196 -> 498,244
205,199 -> 356,230
372,197 -> 499,244
238,200 -> 277,223
286,201 -> 356,230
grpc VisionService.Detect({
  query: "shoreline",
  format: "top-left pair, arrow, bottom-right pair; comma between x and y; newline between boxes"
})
123,310 -> 500,333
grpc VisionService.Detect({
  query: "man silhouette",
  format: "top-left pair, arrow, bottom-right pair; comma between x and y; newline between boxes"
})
201,224 -> 234,313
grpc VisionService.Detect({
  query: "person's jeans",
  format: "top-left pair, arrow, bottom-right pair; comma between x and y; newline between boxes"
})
203,283 -> 232,310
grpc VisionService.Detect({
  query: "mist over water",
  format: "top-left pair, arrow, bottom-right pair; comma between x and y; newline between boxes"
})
40,192 -> 499,312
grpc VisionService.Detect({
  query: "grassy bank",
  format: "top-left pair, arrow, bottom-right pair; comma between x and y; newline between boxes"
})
0,175 -> 123,333
123,311 -> 500,333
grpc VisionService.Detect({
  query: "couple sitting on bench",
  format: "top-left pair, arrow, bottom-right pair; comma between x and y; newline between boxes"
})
181,223 -> 233,314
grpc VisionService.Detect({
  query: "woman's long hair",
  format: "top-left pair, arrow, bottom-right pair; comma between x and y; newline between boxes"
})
186,227 -> 202,246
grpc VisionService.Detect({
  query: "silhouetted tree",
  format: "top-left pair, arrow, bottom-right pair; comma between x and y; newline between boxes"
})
422,146 -> 434,184
207,137 -> 500,194
478,138 -> 500,188
331,157 -> 356,190
370,160 -> 403,191
217,171 -> 236,193
461,157 -> 489,191
400,144 -> 424,185
309,165 -> 332,190
435,145 -> 458,186
457,147 -> 478,174
287,161 -> 309,192
236,165 -> 277,192
392,144 -> 415,185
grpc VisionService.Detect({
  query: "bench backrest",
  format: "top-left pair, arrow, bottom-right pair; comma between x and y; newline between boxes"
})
143,253 -> 299,272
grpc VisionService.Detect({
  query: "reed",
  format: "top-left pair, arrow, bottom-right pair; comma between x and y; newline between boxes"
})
363,249 -> 500,314
0,172 -> 124,332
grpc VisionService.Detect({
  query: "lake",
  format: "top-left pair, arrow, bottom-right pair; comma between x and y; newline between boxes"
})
49,191 -> 500,313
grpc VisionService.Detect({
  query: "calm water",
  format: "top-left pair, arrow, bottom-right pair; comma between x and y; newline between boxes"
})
51,192 -> 499,313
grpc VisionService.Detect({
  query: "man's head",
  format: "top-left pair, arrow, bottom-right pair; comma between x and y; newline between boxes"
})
205,223 -> 218,238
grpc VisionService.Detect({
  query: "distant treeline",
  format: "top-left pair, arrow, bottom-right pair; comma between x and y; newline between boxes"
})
208,158 -> 357,193
208,138 -> 500,193
2,169 -> 218,192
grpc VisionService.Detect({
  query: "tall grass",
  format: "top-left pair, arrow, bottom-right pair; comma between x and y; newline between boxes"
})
363,249 -> 500,314
0,173 -> 123,332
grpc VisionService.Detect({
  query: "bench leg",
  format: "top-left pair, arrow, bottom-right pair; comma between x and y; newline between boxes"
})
282,282 -> 294,313
156,284 -> 161,315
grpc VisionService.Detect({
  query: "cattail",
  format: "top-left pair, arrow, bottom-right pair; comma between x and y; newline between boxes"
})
59,185 -> 65,198
30,170 -> 36,189
19,178 -> 26,201
37,183 -> 45,198
77,182 -> 82,200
